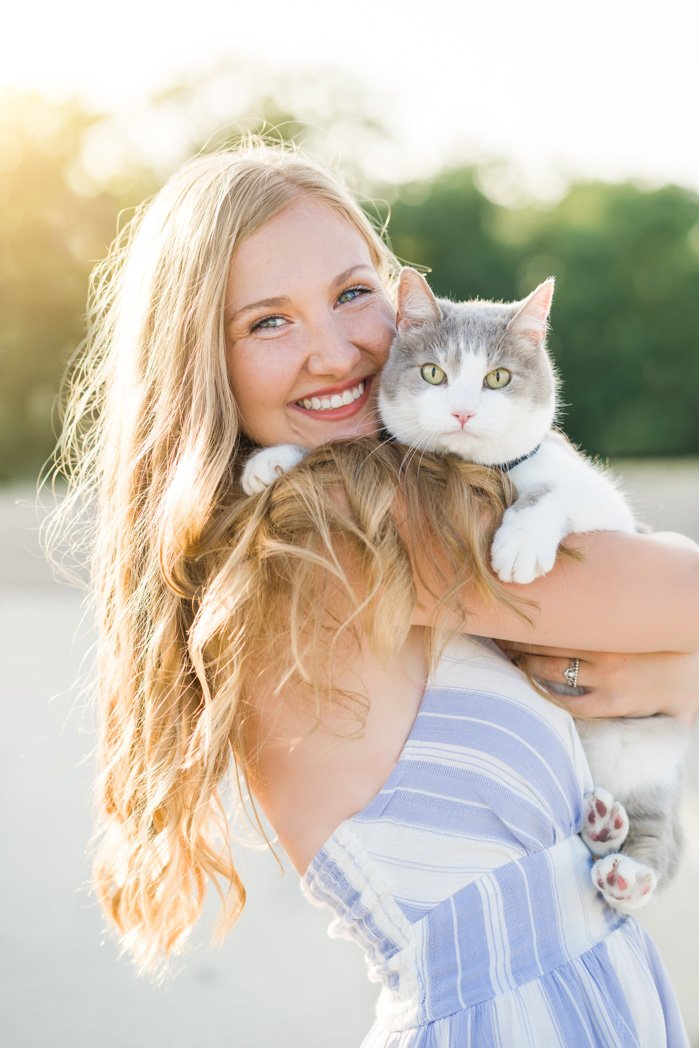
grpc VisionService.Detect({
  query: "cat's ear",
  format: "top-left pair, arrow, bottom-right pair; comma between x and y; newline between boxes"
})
396,268 -> 441,333
508,278 -> 555,348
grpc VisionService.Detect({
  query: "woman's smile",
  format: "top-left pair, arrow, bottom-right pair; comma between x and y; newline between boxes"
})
290,374 -> 373,419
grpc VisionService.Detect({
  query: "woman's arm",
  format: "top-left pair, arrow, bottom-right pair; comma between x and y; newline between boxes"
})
411,530 -> 699,654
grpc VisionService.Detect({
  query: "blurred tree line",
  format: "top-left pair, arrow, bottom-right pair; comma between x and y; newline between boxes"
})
1,79 -> 698,482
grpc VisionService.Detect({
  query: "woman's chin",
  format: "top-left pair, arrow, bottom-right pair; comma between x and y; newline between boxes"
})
305,418 -> 381,448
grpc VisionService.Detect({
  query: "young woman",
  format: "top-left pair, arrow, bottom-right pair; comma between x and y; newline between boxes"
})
50,141 -> 698,1046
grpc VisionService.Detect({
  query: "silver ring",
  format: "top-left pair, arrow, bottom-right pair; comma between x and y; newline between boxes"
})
563,657 -> 580,688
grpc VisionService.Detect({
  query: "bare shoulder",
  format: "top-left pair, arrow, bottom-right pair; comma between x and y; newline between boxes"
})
243,625 -> 428,875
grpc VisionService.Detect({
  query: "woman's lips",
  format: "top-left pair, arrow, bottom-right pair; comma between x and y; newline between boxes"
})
289,375 -> 374,421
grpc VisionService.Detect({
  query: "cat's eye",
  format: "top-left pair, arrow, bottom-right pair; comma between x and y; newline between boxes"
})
484,368 -> 511,389
421,363 -> 447,385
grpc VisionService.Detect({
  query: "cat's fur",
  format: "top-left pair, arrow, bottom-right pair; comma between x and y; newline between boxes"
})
242,268 -> 691,912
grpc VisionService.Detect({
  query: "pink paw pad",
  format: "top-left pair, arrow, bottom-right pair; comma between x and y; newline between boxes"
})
581,789 -> 629,857
591,854 -> 657,913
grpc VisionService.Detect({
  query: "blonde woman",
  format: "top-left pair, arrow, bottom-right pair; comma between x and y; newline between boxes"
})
50,143 -> 697,1046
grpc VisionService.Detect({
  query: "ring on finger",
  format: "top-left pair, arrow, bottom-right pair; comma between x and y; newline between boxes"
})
563,657 -> 580,688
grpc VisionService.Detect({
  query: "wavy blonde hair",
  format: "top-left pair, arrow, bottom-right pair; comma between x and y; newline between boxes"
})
45,139 -> 515,976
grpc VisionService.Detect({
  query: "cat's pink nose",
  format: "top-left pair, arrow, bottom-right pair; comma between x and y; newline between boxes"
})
452,411 -> 475,428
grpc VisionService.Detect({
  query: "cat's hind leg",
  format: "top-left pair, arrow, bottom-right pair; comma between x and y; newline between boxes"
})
576,715 -> 689,911
588,782 -> 684,912
582,788 -> 655,913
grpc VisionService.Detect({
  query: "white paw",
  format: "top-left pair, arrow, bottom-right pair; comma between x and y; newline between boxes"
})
591,853 -> 657,913
241,444 -> 308,495
490,510 -> 560,583
581,789 -> 629,857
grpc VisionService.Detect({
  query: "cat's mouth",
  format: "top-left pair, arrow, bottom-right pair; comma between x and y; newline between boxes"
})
290,376 -> 373,419
437,426 -> 488,453
441,425 -> 482,442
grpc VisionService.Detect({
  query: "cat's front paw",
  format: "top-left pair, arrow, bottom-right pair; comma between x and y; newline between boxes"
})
581,789 -> 629,857
241,445 -> 308,495
490,509 -> 560,584
591,854 -> 657,913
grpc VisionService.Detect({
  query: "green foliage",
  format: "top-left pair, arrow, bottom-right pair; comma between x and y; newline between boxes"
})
388,168 -> 519,301
519,182 -> 699,456
1,85 -> 698,482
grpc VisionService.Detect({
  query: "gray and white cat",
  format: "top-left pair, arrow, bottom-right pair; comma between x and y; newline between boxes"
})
242,267 -> 691,913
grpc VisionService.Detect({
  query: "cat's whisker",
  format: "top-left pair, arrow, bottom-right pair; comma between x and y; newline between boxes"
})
414,442 -> 435,476
400,442 -> 421,474
367,418 -> 428,466
399,433 -> 433,476
356,427 -> 399,467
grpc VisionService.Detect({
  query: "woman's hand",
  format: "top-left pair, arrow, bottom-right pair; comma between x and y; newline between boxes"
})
496,642 -> 699,727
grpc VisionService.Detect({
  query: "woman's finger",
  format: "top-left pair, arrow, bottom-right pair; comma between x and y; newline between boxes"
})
517,655 -> 595,689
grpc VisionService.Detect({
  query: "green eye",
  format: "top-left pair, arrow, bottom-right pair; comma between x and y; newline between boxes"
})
484,367 -> 511,389
421,363 -> 447,385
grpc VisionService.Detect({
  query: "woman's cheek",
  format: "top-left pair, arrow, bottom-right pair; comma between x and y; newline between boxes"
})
359,299 -> 396,363
228,341 -> 288,416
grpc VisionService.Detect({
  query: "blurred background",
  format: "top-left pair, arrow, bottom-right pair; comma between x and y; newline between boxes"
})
1,0 -> 698,1045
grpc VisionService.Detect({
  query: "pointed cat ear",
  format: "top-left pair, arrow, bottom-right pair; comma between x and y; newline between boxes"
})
396,268 -> 441,332
508,278 -> 555,348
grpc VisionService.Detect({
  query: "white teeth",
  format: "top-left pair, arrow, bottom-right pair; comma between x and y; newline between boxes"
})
296,380 -> 365,411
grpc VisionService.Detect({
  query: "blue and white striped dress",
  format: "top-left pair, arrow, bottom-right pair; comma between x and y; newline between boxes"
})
301,634 -> 688,1047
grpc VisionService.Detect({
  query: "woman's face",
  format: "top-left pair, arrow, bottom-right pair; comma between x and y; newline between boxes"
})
225,196 -> 397,448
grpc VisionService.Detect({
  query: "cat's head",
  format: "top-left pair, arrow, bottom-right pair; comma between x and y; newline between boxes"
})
378,269 -> 558,465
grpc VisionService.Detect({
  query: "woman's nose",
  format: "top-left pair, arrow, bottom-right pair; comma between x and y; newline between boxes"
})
306,319 -> 362,377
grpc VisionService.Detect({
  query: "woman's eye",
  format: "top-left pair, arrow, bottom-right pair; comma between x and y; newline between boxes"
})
421,363 -> 447,385
251,315 -> 286,332
484,367 -> 511,389
337,285 -> 371,305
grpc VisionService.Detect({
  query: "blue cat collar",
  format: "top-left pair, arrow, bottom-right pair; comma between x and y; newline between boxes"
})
493,444 -> 541,472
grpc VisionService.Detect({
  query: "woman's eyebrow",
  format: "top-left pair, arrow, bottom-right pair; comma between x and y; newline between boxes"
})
330,263 -> 375,287
226,264 -> 375,326
226,295 -> 290,326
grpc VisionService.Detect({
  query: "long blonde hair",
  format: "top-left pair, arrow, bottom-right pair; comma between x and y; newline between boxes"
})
45,139 -> 515,976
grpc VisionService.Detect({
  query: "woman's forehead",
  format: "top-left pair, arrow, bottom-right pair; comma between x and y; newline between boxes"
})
225,197 -> 374,307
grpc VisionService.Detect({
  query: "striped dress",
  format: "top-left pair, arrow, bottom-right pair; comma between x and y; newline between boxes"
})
301,634 -> 688,1047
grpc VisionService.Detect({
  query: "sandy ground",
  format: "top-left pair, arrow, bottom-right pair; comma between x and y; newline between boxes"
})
1,461 -> 698,1047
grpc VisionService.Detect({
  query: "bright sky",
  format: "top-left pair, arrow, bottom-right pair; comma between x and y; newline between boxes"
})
3,0 -> 698,197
